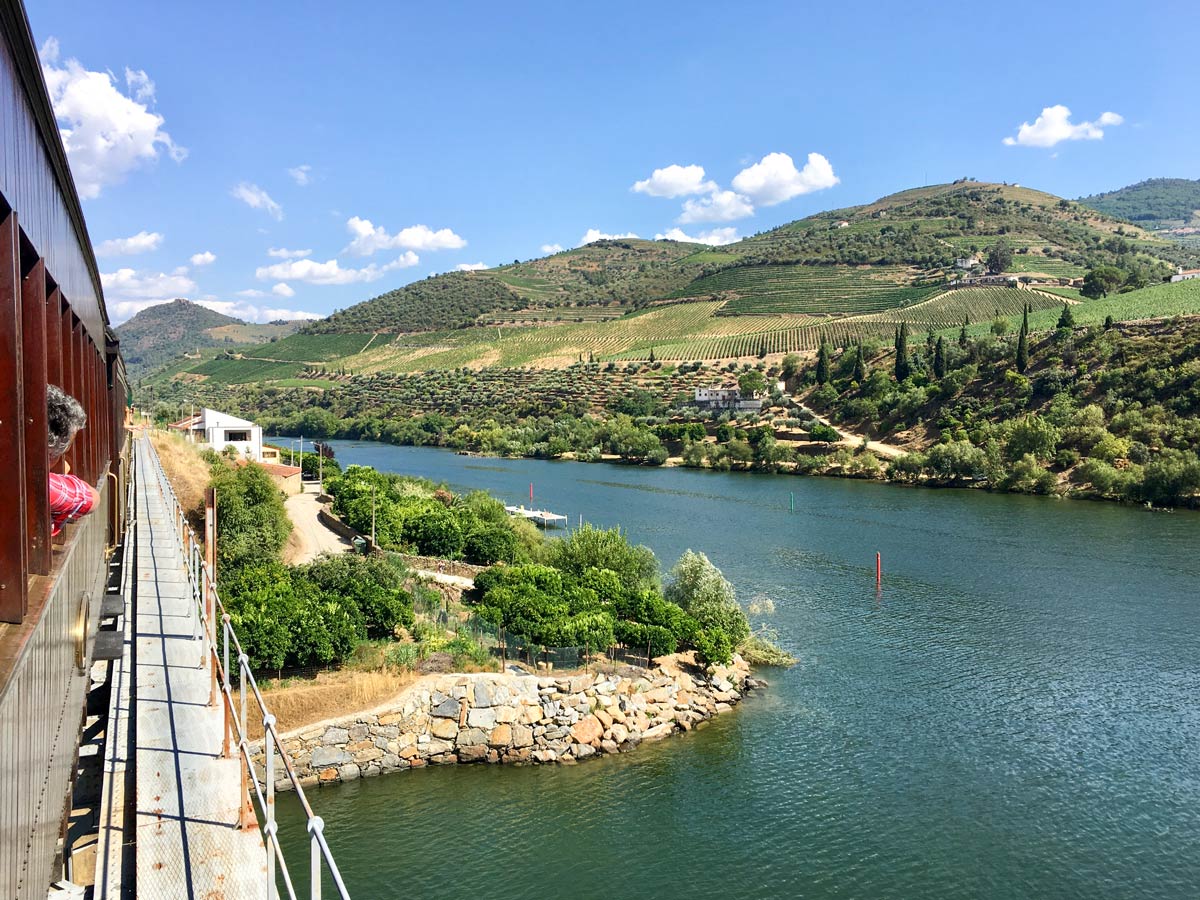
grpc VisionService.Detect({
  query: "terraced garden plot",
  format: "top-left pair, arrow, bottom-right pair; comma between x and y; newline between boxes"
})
674,264 -> 939,315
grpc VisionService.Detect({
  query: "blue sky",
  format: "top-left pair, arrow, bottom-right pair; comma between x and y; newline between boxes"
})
28,0 -> 1199,324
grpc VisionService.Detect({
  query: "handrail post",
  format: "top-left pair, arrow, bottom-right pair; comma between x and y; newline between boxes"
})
308,816 -> 325,900
264,713 -> 277,893
207,569 -> 217,707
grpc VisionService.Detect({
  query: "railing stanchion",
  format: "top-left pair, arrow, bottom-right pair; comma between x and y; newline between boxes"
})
309,816 -> 325,900
264,713 -> 277,892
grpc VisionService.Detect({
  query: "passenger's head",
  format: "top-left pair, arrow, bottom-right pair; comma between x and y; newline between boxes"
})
48,385 -> 86,462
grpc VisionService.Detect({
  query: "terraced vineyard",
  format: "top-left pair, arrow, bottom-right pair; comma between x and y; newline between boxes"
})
609,287 -> 1063,360
1005,256 -> 1087,277
675,264 -> 941,315
235,332 -> 376,361
188,358 -> 305,383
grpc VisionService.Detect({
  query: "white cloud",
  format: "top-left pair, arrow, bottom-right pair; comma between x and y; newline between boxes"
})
731,152 -> 839,206
1003,105 -> 1124,148
655,227 -> 739,246
455,262 -> 489,271
236,289 -> 267,298
39,38 -> 185,199
102,267 -> 198,321
678,189 -> 754,224
287,164 -> 312,186
267,247 -> 312,259
343,217 -> 466,256
271,282 -> 295,297
95,230 -> 163,257
540,243 -> 564,254
632,164 -> 717,198
189,250 -> 216,266
123,68 -> 155,103
194,299 -> 320,324
255,252 -> 419,285
101,267 -> 196,299
231,182 -> 283,220
579,228 -> 640,246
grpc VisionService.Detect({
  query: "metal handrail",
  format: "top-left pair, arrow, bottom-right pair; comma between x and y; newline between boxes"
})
140,434 -> 351,900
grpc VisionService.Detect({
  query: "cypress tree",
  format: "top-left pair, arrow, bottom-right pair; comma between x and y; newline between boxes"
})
933,336 -> 946,379
853,342 -> 866,382
959,315 -> 970,349
894,322 -> 911,382
1057,303 -> 1075,329
648,347 -> 656,363
816,342 -> 831,385
1016,307 -> 1029,374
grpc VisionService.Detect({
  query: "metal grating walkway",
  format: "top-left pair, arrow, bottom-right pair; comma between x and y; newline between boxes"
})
130,437 -> 271,899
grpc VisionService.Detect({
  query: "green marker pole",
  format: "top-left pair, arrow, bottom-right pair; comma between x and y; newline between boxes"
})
789,492 -> 794,512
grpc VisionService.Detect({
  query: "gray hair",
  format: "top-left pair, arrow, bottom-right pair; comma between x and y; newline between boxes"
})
47,385 -> 86,460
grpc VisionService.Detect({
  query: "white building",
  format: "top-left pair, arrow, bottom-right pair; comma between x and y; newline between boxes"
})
1170,266 -> 1200,283
694,386 -> 763,411
169,408 -> 264,461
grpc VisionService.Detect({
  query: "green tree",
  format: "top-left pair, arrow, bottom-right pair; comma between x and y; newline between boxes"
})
1056,304 -> 1076,329
738,369 -> 767,396
816,342 -> 831,385
211,461 -> 292,581
1016,305 -> 1029,374
780,353 -> 802,381
664,550 -> 749,660
959,315 -> 970,349
406,507 -> 465,558
986,241 -> 1013,274
548,525 -> 659,593
894,322 -> 911,382
852,342 -> 866,382
1081,265 -> 1126,298
933,336 -> 947,379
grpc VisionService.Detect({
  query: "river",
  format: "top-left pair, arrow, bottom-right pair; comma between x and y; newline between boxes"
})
273,440 -> 1200,899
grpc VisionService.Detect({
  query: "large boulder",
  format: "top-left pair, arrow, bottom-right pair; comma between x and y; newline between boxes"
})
570,715 -> 603,746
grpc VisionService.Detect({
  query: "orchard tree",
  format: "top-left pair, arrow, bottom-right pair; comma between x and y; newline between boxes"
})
1082,265 -> 1126,298
986,241 -> 1013,274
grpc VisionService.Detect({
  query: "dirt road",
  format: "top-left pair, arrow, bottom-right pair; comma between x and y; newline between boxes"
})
797,402 -> 908,460
283,485 -> 353,564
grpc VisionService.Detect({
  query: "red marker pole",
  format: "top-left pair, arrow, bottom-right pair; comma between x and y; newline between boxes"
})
876,552 -> 882,586
530,482 -> 534,504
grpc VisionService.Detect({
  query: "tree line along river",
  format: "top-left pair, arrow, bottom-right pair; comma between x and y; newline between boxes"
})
273,439 -> 1200,900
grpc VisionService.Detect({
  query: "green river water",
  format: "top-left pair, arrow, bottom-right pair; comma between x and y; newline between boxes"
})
273,441 -> 1200,899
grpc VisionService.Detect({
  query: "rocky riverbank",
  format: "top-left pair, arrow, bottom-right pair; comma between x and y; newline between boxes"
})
254,654 -> 763,789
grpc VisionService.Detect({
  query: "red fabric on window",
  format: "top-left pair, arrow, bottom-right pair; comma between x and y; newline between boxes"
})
48,472 -> 94,535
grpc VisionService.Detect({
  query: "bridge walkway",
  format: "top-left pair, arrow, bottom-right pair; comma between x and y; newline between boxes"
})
128,436 -> 270,898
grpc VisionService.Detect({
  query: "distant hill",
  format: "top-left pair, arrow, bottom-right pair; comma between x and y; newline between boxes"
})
117,298 -> 304,380
138,180 -> 1200,388
308,180 -> 1194,338
307,239 -> 707,334
1078,178 -> 1200,248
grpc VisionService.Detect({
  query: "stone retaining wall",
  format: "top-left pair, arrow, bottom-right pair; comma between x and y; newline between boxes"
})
254,656 -> 762,790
